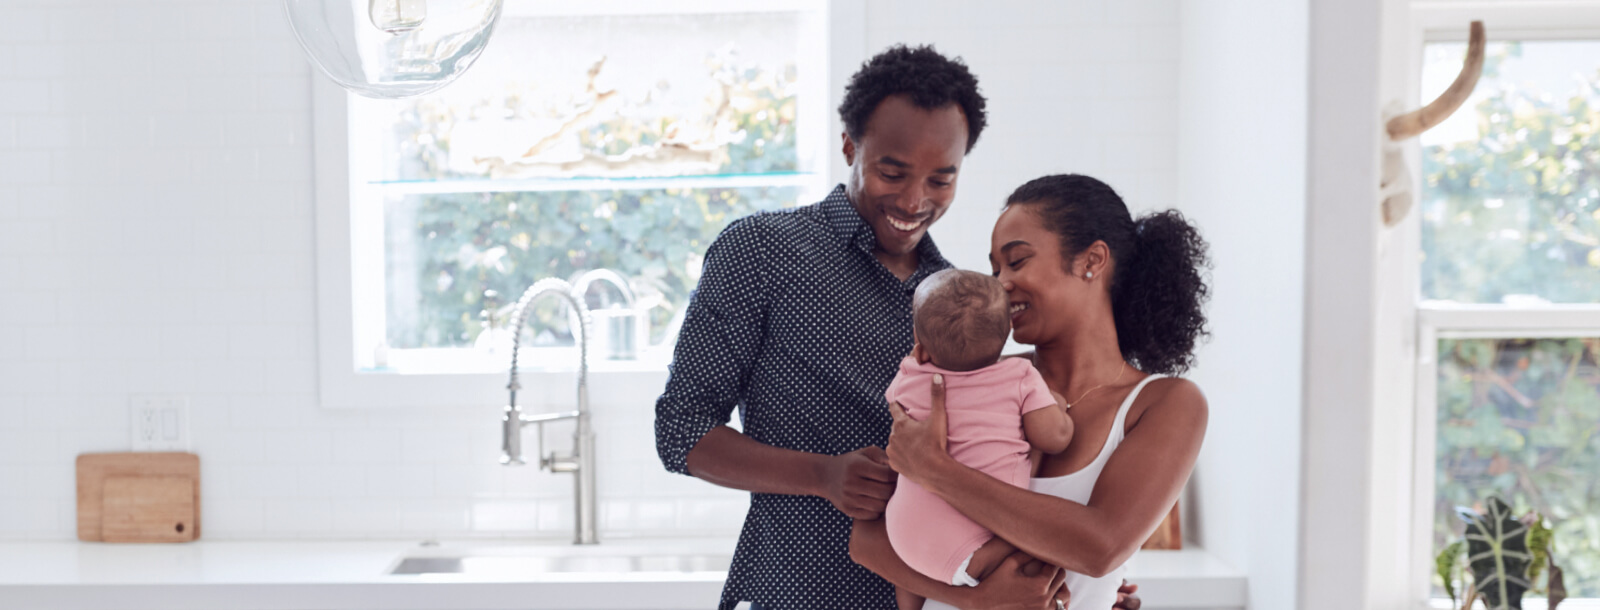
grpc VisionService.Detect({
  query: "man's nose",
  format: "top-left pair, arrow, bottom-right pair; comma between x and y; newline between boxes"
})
895,182 -> 929,217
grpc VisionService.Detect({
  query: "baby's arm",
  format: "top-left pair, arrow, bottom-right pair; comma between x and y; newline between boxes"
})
1022,391 -> 1074,454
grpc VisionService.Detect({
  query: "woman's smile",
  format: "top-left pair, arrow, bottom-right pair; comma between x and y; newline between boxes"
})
1008,300 -> 1030,322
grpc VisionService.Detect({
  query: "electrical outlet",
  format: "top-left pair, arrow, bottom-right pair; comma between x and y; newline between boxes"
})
130,395 -> 190,452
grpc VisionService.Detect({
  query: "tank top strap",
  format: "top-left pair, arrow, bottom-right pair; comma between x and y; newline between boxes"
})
1110,374 -> 1167,445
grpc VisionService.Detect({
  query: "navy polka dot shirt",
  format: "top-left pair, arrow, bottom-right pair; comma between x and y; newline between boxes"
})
656,184 -> 952,610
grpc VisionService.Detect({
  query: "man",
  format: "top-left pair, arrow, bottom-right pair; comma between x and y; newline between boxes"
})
656,45 -> 1137,610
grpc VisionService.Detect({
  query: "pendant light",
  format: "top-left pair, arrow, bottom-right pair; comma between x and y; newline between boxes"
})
283,0 -> 503,99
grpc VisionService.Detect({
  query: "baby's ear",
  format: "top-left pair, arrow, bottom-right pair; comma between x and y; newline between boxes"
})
912,342 -> 932,364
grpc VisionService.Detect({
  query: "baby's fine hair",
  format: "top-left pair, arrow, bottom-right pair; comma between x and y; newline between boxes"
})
912,269 -> 1011,372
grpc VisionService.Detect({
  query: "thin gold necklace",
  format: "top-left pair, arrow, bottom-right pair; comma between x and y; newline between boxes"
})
1062,361 -> 1128,410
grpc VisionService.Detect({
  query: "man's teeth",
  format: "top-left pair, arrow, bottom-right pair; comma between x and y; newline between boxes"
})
1009,303 -> 1028,315
887,217 -> 921,232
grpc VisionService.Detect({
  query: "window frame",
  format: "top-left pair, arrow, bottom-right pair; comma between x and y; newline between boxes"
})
1405,4 -> 1600,604
313,0 -> 849,408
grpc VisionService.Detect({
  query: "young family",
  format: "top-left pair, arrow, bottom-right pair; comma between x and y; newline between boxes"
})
656,45 -> 1210,610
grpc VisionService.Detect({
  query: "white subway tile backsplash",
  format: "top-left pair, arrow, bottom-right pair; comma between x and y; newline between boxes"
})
260,359 -> 316,394
261,427 -> 333,464
331,428 -> 402,464
0,499 -> 60,537
232,464 -> 301,499
329,498 -> 402,534
0,152 -> 52,185
205,496 -> 265,534
263,497 -> 334,534
398,498 -> 472,533
367,464 -> 436,498
297,464 -> 366,498
1,360 -> 58,394
471,500 -> 539,532
184,4 -> 259,41
0,9 -> 52,44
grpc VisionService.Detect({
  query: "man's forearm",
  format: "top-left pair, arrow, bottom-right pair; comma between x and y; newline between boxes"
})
685,425 -> 828,496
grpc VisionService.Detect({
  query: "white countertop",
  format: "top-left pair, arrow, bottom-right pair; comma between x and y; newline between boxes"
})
0,539 -> 1245,609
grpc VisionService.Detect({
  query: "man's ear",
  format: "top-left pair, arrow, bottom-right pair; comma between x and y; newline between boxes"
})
842,132 -> 856,166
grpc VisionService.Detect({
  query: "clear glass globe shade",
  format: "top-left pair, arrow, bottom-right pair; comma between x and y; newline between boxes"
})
283,0 -> 502,99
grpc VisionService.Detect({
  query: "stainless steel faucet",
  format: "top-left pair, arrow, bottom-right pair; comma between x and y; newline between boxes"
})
499,277 -> 598,545
571,269 -> 639,360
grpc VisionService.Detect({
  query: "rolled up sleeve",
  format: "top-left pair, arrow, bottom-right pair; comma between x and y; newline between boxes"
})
654,217 -> 772,475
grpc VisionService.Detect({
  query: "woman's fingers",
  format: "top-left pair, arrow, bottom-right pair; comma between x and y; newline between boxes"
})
887,400 -> 908,422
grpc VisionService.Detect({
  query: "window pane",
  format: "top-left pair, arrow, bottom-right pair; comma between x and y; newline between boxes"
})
375,12 -> 802,182
1434,337 -> 1600,598
1420,41 -> 1600,303
384,186 -> 798,350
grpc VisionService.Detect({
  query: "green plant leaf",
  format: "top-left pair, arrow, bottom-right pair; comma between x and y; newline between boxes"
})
1438,540 -> 1467,605
1458,496 -> 1534,610
1526,515 -> 1553,585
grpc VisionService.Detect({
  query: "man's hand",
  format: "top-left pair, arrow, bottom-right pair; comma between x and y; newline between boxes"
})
819,445 -> 897,519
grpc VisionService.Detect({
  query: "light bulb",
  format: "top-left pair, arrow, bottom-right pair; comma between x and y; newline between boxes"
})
369,0 -> 426,34
283,0 -> 502,99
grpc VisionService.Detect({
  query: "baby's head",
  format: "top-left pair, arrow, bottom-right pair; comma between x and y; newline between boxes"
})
912,269 -> 1011,372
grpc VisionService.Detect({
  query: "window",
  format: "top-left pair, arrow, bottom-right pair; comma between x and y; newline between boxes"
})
315,2 -> 830,407
1415,35 -> 1600,601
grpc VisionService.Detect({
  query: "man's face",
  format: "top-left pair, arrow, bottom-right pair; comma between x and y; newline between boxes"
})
843,95 -> 969,256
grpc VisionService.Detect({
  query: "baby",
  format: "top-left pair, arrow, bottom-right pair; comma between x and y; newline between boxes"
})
884,269 -> 1074,605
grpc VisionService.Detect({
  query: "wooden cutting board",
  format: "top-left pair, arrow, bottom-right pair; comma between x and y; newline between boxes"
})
76,452 -> 200,542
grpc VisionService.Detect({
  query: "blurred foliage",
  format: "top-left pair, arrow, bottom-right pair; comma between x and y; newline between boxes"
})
381,56 -> 801,349
1433,338 -> 1600,598
1421,42 -> 1600,303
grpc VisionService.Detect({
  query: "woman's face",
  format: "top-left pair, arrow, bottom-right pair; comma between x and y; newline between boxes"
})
989,203 -> 1082,345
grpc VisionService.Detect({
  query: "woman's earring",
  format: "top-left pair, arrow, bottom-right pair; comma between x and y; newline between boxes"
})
1086,271 -> 1094,279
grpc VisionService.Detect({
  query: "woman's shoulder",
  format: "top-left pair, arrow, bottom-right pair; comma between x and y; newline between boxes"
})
1126,376 -> 1208,431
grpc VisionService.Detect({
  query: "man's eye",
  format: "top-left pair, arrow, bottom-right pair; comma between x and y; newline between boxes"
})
879,172 -> 903,181
931,181 -> 952,189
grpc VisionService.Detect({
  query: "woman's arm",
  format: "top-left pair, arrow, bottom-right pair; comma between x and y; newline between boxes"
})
887,376 -> 1208,578
849,518 -> 1068,610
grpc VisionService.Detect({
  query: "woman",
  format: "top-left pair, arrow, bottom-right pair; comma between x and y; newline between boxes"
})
850,174 -> 1211,610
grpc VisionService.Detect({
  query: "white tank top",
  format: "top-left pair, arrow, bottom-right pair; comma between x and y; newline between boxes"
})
923,374 -> 1165,610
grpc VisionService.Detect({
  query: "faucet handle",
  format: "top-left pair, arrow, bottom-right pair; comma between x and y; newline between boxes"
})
543,453 -> 580,472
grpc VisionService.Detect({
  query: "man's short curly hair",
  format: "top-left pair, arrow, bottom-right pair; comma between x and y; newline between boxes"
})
838,44 -> 987,153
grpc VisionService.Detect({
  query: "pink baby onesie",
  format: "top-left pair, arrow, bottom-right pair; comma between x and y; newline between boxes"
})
884,355 -> 1058,584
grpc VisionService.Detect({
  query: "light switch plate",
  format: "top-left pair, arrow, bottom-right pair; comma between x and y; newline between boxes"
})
130,395 -> 190,451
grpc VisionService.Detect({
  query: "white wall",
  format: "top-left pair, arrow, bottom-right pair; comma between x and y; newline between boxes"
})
1177,2 -> 1307,610
873,0 -> 1182,269
0,0 -> 1187,542
1301,0 -> 1387,607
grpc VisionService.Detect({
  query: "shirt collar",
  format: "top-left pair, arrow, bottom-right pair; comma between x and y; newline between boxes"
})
816,184 -> 952,275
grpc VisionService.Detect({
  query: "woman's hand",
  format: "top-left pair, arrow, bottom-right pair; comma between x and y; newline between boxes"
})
886,373 -> 953,485
962,551 -> 1068,610
1114,580 -> 1141,609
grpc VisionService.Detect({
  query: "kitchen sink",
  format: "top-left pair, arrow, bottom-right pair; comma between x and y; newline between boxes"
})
388,553 -> 732,575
